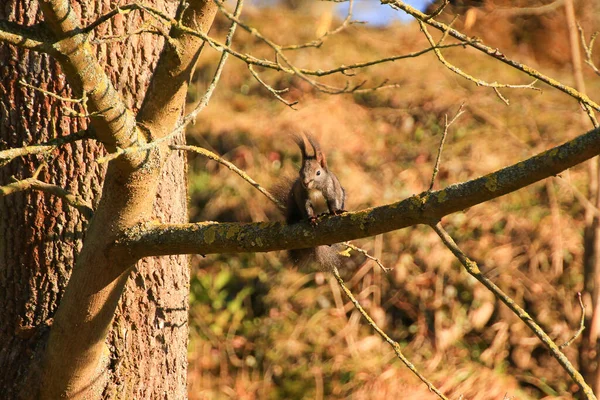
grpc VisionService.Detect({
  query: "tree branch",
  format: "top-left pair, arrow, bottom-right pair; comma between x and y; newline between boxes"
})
0,129 -> 89,167
332,267 -> 447,399
418,20 -> 539,97
170,144 -> 284,210
40,0 -> 220,398
38,0 -> 140,163
382,0 -> 600,112
431,222 -> 595,399
428,103 -> 464,191
0,165 -> 94,219
135,0 -> 218,141
0,20 -> 57,53
120,125 -> 600,259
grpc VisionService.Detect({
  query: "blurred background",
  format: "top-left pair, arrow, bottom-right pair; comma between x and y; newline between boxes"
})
184,0 -> 600,398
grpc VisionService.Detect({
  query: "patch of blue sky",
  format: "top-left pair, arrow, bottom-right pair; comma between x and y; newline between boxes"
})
337,0 -> 433,25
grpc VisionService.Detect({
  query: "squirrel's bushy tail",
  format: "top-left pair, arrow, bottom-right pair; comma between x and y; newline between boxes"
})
289,245 -> 343,272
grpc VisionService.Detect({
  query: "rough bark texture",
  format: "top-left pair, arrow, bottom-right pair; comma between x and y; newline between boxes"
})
0,0 -> 189,398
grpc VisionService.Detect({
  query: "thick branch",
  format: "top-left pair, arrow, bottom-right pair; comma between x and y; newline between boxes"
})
135,0 -> 218,140
40,0 -> 220,398
38,0 -> 139,160
121,125 -> 600,259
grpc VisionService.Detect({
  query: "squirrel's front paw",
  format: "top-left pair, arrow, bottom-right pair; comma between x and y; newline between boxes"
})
309,216 -> 319,226
331,209 -> 347,216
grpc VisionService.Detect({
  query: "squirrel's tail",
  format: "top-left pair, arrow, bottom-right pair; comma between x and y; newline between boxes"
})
289,244 -> 343,272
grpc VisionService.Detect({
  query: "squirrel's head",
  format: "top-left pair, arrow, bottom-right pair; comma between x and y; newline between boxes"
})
295,133 -> 328,189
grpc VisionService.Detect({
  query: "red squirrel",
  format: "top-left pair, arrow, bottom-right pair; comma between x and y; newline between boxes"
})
283,133 -> 346,270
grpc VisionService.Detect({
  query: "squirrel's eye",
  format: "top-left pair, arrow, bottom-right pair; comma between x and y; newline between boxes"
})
316,170 -> 321,176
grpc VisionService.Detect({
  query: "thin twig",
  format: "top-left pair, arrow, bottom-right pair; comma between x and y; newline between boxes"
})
343,242 -> 391,273
418,20 -> 539,97
248,65 -> 298,108
19,79 -> 86,103
560,292 -> 586,349
382,0 -> 600,112
428,103 -> 465,191
431,222 -> 596,399
91,22 -> 163,44
331,266 -> 448,400
436,14 -> 458,46
77,2 -> 465,79
0,129 -> 89,167
62,106 -> 113,119
213,0 -> 385,95
582,103 -> 599,128
281,0 -> 356,51
578,24 -> 600,77
28,179 -> 94,219
0,165 -> 94,219
352,82 -> 402,94
425,0 -> 449,21
171,144 -> 284,210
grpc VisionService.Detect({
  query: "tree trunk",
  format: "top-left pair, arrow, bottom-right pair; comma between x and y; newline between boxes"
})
0,1 -> 189,398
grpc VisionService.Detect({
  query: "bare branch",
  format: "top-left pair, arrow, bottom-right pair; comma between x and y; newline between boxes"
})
120,124 -> 600,258
0,20 -> 57,54
28,179 -> 94,219
431,222 -> 595,399
170,144 -> 284,210
212,0 -> 389,95
425,0 -> 449,21
560,292 -> 586,349
332,267 -> 448,399
79,4 -> 139,35
84,1 -> 465,86
248,65 -> 298,108
306,43 -> 467,77
0,130 -> 89,167
351,81 -> 402,94
91,22 -> 164,44
0,164 -> 45,195
382,0 -> 600,112
428,103 -> 465,191
38,0 -> 139,160
0,165 -> 94,219
418,20 -> 540,96
582,103 -> 599,128
578,25 -> 600,77
281,0 -> 357,50
98,0 -> 239,165
19,79 -> 86,104
342,242 -> 391,273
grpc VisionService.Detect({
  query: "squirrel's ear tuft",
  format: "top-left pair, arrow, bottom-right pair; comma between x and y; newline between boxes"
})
304,132 -> 323,160
293,132 -> 320,159
305,133 -> 328,168
292,133 -> 309,158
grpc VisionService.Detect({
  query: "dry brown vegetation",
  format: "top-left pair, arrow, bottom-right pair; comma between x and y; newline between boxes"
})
185,6 -> 600,399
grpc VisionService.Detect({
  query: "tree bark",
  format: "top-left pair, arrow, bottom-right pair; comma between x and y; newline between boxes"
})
0,0 -> 190,398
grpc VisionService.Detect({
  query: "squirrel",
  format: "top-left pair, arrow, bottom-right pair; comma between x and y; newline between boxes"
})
281,133 -> 347,271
